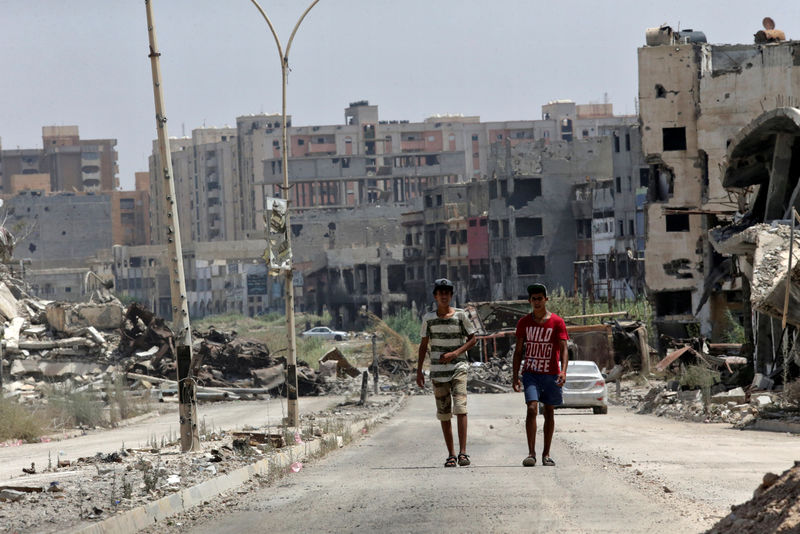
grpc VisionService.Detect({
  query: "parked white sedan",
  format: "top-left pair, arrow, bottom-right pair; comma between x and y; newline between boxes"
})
300,326 -> 349,341
561,360 -> 608,414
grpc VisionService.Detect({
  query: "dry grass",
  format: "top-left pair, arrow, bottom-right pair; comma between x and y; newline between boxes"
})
0,399 -> 45,442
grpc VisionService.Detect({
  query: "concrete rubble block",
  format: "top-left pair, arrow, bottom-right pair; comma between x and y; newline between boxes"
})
677,390 -> 702,402
711,386 -> 746,405
319,347 -> 361,378
755,395 -> 773,407
0,489 -> 25,502
751,373 -> 774,391
318,360 -> 338,378
45,302 -> 124,333
0,282 -> 19,320
4,316 -> 26,353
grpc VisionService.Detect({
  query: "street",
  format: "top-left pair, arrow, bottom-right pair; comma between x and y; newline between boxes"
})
170,393 -> 799,534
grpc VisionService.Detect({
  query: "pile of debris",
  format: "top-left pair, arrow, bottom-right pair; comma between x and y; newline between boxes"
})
1,267 -> 127,402
708,462 -> 800,533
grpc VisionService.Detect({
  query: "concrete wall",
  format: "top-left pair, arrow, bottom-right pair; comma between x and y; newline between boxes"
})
6,191 -> 112,269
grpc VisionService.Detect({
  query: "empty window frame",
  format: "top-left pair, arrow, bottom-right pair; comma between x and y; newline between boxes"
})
516,256 -> 545,275
665,213 -> 690,232
662,127 -> 687,151
515,217 -> 543,237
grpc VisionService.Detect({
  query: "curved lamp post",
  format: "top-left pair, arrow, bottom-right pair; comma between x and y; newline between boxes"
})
249,0 -> 320,427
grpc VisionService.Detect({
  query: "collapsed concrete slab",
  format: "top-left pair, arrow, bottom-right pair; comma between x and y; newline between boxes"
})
710,223 -> 800,326
45,302 -> 125,333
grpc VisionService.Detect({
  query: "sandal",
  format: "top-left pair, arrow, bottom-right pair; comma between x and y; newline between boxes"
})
444,455 -> 457,467
542,456 -> 556,466
522,455 -> 536,467
457,453 -> 470,466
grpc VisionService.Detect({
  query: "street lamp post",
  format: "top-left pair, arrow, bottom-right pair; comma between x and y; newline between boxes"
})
249,0 -> 320,427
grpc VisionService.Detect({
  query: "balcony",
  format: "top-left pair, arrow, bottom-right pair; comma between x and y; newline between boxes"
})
308,142 -> 337,154
401,140 -> 425,152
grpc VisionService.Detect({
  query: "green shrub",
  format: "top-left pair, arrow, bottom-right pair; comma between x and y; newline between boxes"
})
0,399 -> 44,441
785,379 -> 800,407
680,364 -> 720,390
384,309 -> 422,344
296,336 -> 328,368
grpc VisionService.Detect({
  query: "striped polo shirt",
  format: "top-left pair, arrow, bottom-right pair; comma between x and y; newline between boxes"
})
420,308 -> 476,382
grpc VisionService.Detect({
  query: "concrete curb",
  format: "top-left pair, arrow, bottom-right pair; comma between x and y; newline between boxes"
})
69,396 -> 406,534
749,419 -> 800,434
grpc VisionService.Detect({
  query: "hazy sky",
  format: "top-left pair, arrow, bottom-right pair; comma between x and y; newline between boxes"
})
2,1 -> 799,189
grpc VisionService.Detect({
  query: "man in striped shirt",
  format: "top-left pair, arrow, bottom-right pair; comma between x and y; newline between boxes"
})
416,278 -> 477,467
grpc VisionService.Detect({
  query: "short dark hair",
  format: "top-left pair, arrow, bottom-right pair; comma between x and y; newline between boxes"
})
527,283 -> 547,297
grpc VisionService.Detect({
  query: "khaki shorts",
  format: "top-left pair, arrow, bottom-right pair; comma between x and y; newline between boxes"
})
432,368 -> 467,421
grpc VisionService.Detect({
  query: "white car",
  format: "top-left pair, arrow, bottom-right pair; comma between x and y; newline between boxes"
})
300,326 -> 349,341
561,360 -> 608,414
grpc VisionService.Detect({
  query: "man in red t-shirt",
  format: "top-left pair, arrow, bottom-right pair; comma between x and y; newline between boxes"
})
512,283 -> 569,467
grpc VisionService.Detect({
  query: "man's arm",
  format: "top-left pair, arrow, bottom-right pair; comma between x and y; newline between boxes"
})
441,333 -> 477,363
557,339 -> 569,386
416,337 -> 429,388
512,336 -> 524,392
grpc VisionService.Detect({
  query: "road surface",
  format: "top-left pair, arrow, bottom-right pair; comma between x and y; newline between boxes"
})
167,393 -> 800,534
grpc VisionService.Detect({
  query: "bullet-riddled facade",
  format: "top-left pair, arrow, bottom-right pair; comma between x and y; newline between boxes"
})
638,27 -> 800,341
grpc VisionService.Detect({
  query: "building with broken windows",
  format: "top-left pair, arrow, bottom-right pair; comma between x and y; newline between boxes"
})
638,23 -> 800,346
486,101 -> 644,300
401,181 -> 490,311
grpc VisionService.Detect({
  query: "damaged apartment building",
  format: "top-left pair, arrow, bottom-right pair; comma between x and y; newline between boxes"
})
487,100 -> 646,300
136,100 -> 646,323
638,21 -> 800,354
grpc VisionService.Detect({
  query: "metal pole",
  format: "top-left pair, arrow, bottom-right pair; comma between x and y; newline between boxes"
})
250,0 -> 320,428
372,334 -> 378,394
144,0 -> 199,452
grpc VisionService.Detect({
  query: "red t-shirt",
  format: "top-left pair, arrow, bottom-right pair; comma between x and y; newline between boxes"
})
515,313 -> 569,375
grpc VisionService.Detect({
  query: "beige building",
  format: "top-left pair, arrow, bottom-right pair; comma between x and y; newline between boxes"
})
638,24 -> 800,343
0,126 -> 118,194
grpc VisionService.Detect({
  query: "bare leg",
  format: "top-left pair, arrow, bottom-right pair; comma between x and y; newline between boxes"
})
542,404 -> 555,457
456,413 -> 467,454
525,401 -> 539,456
440,420 -> 455,456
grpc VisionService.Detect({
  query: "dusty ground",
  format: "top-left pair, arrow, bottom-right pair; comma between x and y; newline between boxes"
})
138,394 -> 799,534
0,392 -> 400,534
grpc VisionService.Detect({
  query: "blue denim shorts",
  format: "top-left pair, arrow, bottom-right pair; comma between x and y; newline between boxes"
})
522,373 -> 563,406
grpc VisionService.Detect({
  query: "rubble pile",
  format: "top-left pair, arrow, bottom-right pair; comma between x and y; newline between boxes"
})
0,399 -> 396,533
468,351 -> 514,393
707,462 -> 800,533
1,267 -> 127,402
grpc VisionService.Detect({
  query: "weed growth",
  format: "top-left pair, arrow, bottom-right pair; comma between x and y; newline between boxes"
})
0,399 -> 44,441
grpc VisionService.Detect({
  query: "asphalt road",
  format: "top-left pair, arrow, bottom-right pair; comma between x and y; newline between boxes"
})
180,394 -> 800,534
0,396 -> 343,484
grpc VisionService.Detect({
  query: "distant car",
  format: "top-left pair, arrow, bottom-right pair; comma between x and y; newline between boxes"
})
300,326 -> 348,341
560,360 -> 608,414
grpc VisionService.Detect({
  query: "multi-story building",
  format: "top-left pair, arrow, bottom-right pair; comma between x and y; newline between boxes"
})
0,126 -> 118,194
637,23 -> 800,343
148,128 -> 239,245
110,172 -> 151,247
401,181 -> 489,310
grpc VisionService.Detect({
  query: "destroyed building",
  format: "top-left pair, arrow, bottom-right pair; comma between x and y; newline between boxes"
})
486,101 -> 644,300
638,22 -> 800,345
402,181 -> 489,310
711,106 -> 800,377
